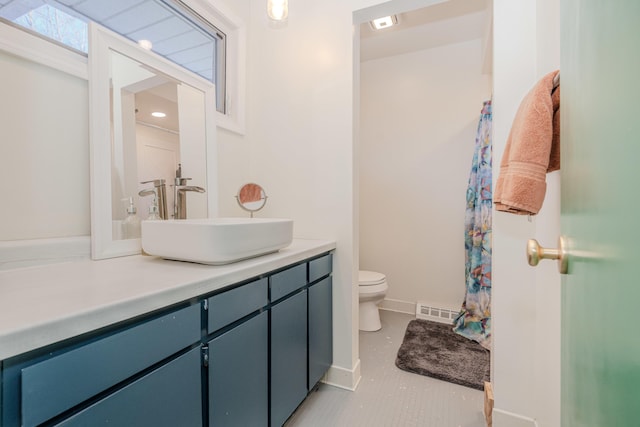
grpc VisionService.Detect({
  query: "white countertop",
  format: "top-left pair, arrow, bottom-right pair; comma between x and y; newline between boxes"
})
0,238 -> 335,360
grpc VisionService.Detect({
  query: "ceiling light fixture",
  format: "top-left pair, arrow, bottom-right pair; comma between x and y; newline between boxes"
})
267,0 -> 288,23
370,15 -> 398,30
151,112 -> 166,118
137,39 -> 153,50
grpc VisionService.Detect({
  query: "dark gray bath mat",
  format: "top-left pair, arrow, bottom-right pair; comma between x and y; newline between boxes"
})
395,319 -> 490,390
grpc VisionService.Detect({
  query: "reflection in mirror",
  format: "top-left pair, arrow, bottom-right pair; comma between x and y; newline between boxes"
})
236,183 -> 267,217
110,51 -> 177,238
90,24 -> 217,260
111,52 -> 209,236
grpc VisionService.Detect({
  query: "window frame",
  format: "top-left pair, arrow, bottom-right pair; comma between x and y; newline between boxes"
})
0,20 -> 87,80
180,0 -> 246,135
0,0 -> 246,135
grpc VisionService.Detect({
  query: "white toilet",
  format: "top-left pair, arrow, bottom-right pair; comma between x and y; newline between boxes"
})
358,270 -> 389,332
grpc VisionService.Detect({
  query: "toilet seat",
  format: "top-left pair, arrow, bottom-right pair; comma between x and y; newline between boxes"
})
359,270 -> 386,286
359,282 -> 388,295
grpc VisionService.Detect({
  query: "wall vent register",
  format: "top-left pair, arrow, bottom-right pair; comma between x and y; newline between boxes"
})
416,302 -> 459,324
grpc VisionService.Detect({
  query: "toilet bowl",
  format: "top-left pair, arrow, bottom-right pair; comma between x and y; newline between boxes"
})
359,270 -> 388,332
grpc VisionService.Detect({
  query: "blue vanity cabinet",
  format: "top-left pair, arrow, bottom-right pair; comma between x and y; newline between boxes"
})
307,254 -> 333,389
0,251 -> 334,427
208,312 -> 268,426
308,275 -> 333,389
1,303 -> 202,427
54,347 -> 202,427
269,263 -> 311,427
206,279 -> 269,427
270,289 -> 309,427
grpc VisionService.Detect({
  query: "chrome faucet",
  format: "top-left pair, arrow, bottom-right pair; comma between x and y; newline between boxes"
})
174,177 -> 205,219
139,179 -> 168,219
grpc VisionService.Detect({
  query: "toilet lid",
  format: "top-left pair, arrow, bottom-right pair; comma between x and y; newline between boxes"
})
359,270 -> 386,286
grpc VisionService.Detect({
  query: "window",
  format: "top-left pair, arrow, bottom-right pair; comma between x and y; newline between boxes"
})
0,0 -> 227,114
12,4 -> 88,52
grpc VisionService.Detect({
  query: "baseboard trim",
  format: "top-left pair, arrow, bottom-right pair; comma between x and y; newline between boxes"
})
379,298 -> 415,315
492,408 -> 538,427
321,358 -> 362,391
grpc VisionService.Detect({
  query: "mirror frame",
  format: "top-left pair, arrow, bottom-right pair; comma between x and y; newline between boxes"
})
89,23 -> 218,259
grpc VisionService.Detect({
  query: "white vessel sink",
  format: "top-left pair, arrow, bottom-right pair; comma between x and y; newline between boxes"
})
141,218 -> 293,265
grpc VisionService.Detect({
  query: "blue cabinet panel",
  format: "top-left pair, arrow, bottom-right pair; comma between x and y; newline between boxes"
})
1,252 -> 334,427
20,303 -> 201,427
271,290 -> 308,427
270,263 -> 306,301
309,253 -> 332,283
207,278 -> 268,333
55,347 -> 202,427
208,311 -> 268,427
308,277 -> 333,388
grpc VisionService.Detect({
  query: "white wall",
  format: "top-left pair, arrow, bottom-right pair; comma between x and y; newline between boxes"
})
233,0 -> 365,388
532,0 -> 561,425
359,39 -> 491,312
214,0 -> 382,389
492,0 -> 560,425
232,0 -> 459,389
492,0 -> 537,420
0,49 -> 89,241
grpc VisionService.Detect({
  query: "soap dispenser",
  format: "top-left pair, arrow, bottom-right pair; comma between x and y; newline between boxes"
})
147,195 -> 162,221
121,197 -> 141,239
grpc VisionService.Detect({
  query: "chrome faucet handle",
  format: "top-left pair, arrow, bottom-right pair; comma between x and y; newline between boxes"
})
141,179 -> 166,187
175,177 -> 192,186
138,189 -> 156,197
178,186 -> 206,193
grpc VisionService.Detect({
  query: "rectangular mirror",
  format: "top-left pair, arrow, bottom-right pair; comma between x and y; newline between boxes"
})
89,23 -> 217,260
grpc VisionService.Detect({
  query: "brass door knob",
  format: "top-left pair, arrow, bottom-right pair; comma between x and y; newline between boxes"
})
526,236 -> 569,274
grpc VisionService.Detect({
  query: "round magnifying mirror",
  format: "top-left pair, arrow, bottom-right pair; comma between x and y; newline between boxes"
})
236,183 -> 267,217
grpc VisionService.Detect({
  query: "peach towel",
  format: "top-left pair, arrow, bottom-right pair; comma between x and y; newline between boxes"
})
494,70 -> 560,215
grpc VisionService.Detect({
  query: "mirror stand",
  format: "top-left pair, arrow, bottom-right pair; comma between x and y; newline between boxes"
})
235,183 -> 267,218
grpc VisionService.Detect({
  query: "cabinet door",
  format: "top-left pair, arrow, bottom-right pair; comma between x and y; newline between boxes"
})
271,290 -> 308,427
208,311 -> 268,427
55,347 -> 202,427
308,276 -> 333,388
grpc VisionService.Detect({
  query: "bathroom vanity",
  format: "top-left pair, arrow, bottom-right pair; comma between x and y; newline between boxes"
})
0,239 -> 335,427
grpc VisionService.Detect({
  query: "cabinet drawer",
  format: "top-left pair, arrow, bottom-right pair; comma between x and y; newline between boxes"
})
55,347 -> 202,427
21,304 -> 201,427
208,278 -> 268,333
270,263 -> 307,301
309,254 -> 332,283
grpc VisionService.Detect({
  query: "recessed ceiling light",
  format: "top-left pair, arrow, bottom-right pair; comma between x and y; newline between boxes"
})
151,112 -> 166,118
370,15 -> 398,30
138,39 -> 153,50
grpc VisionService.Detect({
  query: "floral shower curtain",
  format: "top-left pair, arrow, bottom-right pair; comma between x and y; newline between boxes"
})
453,100 -> 492,350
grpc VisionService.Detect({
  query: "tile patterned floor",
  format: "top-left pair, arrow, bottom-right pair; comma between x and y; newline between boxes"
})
286,310 -> 486,427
